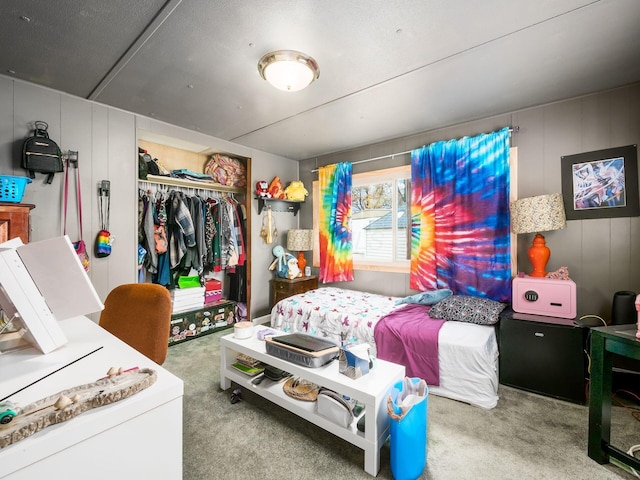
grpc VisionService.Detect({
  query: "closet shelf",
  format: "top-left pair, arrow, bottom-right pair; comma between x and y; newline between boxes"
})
139,174 -> 244,193
256,197 -> 303,216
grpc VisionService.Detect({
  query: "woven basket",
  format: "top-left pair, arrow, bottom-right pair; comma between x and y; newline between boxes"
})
282,377 -> 320,402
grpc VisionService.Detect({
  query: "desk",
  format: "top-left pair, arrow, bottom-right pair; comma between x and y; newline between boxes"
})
0,316 -> 184,479
588,324 -> 640,472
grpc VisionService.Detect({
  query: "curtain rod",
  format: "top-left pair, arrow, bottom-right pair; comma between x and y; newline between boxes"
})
310,126 -> 519,173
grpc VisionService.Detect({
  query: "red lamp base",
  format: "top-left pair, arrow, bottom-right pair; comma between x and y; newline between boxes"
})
528,233 -> 550,277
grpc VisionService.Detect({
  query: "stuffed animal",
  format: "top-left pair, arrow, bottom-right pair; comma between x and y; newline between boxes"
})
268,245 -> 301,279
285,181 -> 309,201
255,180 -> 271,198
284,255 -> 301,279
268,176 -> 285,199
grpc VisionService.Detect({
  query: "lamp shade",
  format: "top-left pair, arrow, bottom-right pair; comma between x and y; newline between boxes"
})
510,193 -> 567,234
287,229 -> 314,251
258,50 -> 320,92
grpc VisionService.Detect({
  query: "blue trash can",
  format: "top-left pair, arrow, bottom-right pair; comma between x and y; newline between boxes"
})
387,377 -> 428,480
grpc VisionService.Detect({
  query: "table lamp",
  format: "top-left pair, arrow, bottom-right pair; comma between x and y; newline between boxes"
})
287,229 -> 314,275
510,193 -> 566,277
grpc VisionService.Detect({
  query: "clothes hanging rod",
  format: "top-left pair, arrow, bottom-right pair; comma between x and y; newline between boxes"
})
311,126 -> 519,172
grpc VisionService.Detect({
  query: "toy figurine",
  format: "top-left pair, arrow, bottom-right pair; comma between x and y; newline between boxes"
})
285,181 -> 309,201
255,180 -> 271,198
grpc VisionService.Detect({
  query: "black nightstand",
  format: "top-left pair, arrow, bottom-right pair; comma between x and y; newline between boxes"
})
498,308 -> 589,404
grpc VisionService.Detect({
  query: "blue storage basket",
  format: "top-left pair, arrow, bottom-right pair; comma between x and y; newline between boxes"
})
0,175 -> 32,203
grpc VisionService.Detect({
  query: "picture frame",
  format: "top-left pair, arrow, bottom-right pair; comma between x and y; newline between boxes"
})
561,144 -> 638,220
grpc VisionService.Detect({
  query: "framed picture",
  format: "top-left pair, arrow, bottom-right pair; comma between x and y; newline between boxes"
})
561,144 -> 638,220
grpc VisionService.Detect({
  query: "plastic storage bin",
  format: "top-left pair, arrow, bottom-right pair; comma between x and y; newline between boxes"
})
0,176 -> 31,203
387,377 -> 428,480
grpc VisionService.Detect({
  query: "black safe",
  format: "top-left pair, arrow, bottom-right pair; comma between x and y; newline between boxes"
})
498,308 -> 588,404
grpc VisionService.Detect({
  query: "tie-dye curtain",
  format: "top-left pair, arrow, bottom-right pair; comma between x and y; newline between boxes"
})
410,127 -> 511,301
318,162 -> 354,283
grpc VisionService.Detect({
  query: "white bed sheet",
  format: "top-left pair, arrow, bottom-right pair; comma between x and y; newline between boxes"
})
428,321 -> 499,409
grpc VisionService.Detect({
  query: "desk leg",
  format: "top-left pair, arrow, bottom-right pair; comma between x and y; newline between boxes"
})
220,342 -> 232,390
364,445 -> 380,477
588,333 -> 612,463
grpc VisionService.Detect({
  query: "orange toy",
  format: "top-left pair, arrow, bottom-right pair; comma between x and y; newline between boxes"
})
268,176 -> 285,199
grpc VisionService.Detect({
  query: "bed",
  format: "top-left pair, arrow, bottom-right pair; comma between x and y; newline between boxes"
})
270,287 -> 500,409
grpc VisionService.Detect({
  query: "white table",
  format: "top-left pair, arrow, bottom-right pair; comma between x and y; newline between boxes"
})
220,327 -> 405,476
0,316 -> 184,479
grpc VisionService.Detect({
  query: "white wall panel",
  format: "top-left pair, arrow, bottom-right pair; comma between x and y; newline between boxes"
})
14,82 -> 63,241
249,149 -> 299,317
60,94 -> 93,248
106,108 -> 137,289
0,77 -> 13,170
89,103 -> 110,301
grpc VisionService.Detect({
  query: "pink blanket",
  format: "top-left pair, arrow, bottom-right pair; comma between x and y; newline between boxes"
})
374,303 -> 445,385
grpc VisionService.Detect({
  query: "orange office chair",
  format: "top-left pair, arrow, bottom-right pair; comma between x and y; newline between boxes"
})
99,283 -> 172,365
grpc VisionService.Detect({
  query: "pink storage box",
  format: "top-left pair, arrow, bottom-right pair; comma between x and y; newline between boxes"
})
512,275 -> 577,319
205,290 -> 222,304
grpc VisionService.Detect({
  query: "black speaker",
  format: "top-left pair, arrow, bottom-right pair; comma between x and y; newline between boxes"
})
611,290 -> 637,325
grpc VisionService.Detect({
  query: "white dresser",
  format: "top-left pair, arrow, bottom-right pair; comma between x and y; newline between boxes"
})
0,316 -> 184,479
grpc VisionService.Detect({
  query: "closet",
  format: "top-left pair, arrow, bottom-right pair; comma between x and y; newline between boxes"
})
136,134 -> 251,342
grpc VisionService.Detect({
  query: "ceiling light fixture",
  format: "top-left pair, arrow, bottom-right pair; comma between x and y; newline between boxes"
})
258,50 -> 319,92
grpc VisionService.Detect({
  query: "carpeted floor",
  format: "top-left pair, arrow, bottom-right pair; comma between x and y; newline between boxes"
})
163,329 -> 640,480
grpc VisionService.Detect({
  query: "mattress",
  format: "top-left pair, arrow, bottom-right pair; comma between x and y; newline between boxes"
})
375,304 -> 499,409
271,287 -> 499,409
426,321 -> 499,409
270,287 -> 398,355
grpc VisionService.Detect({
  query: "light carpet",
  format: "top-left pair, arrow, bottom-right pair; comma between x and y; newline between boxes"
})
163,329 -> 640,480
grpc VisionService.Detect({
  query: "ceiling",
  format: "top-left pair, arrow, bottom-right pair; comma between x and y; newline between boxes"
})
2,0 -> 640,160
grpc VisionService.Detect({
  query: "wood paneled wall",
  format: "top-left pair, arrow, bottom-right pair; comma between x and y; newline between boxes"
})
0,76 -> 299,319
301,83 -> 640,321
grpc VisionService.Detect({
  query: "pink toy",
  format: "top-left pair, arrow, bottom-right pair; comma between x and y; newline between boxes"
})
636,295 -> 640,340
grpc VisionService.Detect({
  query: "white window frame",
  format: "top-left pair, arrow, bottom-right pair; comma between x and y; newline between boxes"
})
313,165 -> 411,273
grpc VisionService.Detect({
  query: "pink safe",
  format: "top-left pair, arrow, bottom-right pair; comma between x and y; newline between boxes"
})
512,275 -> 577,319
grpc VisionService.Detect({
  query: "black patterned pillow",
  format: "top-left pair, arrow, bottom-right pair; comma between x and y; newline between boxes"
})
428,295 -> 506,325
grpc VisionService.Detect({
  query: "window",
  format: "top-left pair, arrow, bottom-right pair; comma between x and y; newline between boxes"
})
311,147 -> 516,276
313,165 -> 411,272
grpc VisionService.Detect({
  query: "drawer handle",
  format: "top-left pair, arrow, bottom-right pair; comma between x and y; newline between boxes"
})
534,332 -> 544,337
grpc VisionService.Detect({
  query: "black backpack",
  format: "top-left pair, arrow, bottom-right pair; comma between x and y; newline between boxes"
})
22,121 -> 64,184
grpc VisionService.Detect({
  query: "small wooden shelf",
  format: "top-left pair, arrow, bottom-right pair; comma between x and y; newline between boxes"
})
256,197 -> 303,216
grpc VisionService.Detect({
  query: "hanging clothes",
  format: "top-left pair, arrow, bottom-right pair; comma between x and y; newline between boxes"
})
137,184 -> 245,296
181,195 -> 205,273
205,198 -> 221,271
167,190 -> 196,269
227,197 -> 247,303
139,190 -> 158,274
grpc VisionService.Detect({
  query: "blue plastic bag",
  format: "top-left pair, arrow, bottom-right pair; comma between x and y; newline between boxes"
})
387,377 -> 428,480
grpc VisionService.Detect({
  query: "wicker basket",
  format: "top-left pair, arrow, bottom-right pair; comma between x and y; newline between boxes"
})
0,175 -> 31,203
